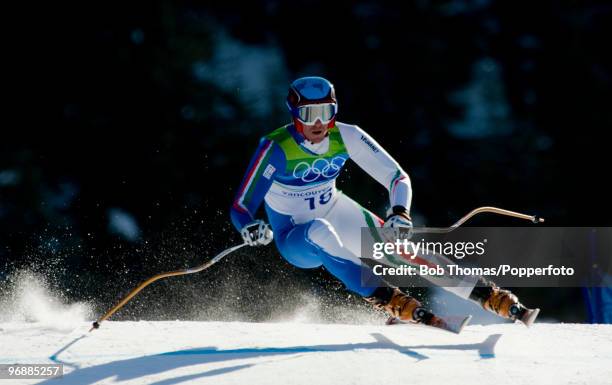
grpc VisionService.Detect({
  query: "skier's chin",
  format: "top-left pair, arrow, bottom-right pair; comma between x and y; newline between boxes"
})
308,132 -> 326,143
304,127 -> 328,143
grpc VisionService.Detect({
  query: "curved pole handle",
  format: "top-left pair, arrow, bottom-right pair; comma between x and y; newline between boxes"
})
418,206 -> 544,234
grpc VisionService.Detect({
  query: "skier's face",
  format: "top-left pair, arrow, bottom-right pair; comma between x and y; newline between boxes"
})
302,119 -> 329,143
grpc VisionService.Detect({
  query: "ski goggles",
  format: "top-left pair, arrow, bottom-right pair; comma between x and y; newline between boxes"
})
293,103 -> 337,125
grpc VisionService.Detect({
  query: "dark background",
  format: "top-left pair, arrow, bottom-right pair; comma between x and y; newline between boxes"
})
2,1 -> 611,322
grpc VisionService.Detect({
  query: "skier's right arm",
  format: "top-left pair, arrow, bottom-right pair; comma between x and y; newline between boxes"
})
230,137 -> 284,243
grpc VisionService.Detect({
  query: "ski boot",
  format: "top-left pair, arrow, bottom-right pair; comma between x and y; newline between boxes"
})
365,287 -> 470,333
470,280 -> 540,326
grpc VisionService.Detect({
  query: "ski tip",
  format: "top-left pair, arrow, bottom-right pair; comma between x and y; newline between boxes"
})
440,314 -> 472,334
446,314 -> 472,334
456,314 -> 472,334
520,308 -> 540,327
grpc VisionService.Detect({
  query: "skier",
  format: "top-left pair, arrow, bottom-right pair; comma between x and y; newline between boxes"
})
230,76 -> 537,328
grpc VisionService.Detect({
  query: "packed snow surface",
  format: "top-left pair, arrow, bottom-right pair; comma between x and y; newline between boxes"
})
1,320 -> 611,385
1,272 -> 611,384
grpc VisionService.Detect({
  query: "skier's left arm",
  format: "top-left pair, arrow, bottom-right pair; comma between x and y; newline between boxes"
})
338,123 -> 413,226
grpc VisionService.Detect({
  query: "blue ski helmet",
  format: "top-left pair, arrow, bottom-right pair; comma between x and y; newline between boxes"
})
286,76 -> 337,131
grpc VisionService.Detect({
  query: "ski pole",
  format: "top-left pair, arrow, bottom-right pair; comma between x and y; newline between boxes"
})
90,242 -> 248,332
418,206 -> 544,234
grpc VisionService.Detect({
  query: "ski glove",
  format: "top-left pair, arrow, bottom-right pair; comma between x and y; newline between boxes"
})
240,220 -> 274,246
384,206 -> 413,237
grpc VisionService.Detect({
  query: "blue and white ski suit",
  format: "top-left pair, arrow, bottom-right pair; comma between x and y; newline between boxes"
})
230,122 -> 412,297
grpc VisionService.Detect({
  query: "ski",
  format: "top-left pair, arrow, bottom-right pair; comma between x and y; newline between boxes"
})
518,307 -> 540,327
386,314 -> 472,334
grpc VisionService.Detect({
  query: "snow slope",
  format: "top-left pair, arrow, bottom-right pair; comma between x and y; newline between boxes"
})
1,321 -> 611,385
1,273 -> 610,384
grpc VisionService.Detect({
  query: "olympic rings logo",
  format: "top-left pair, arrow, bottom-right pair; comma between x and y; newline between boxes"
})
292,156 -> 347,182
